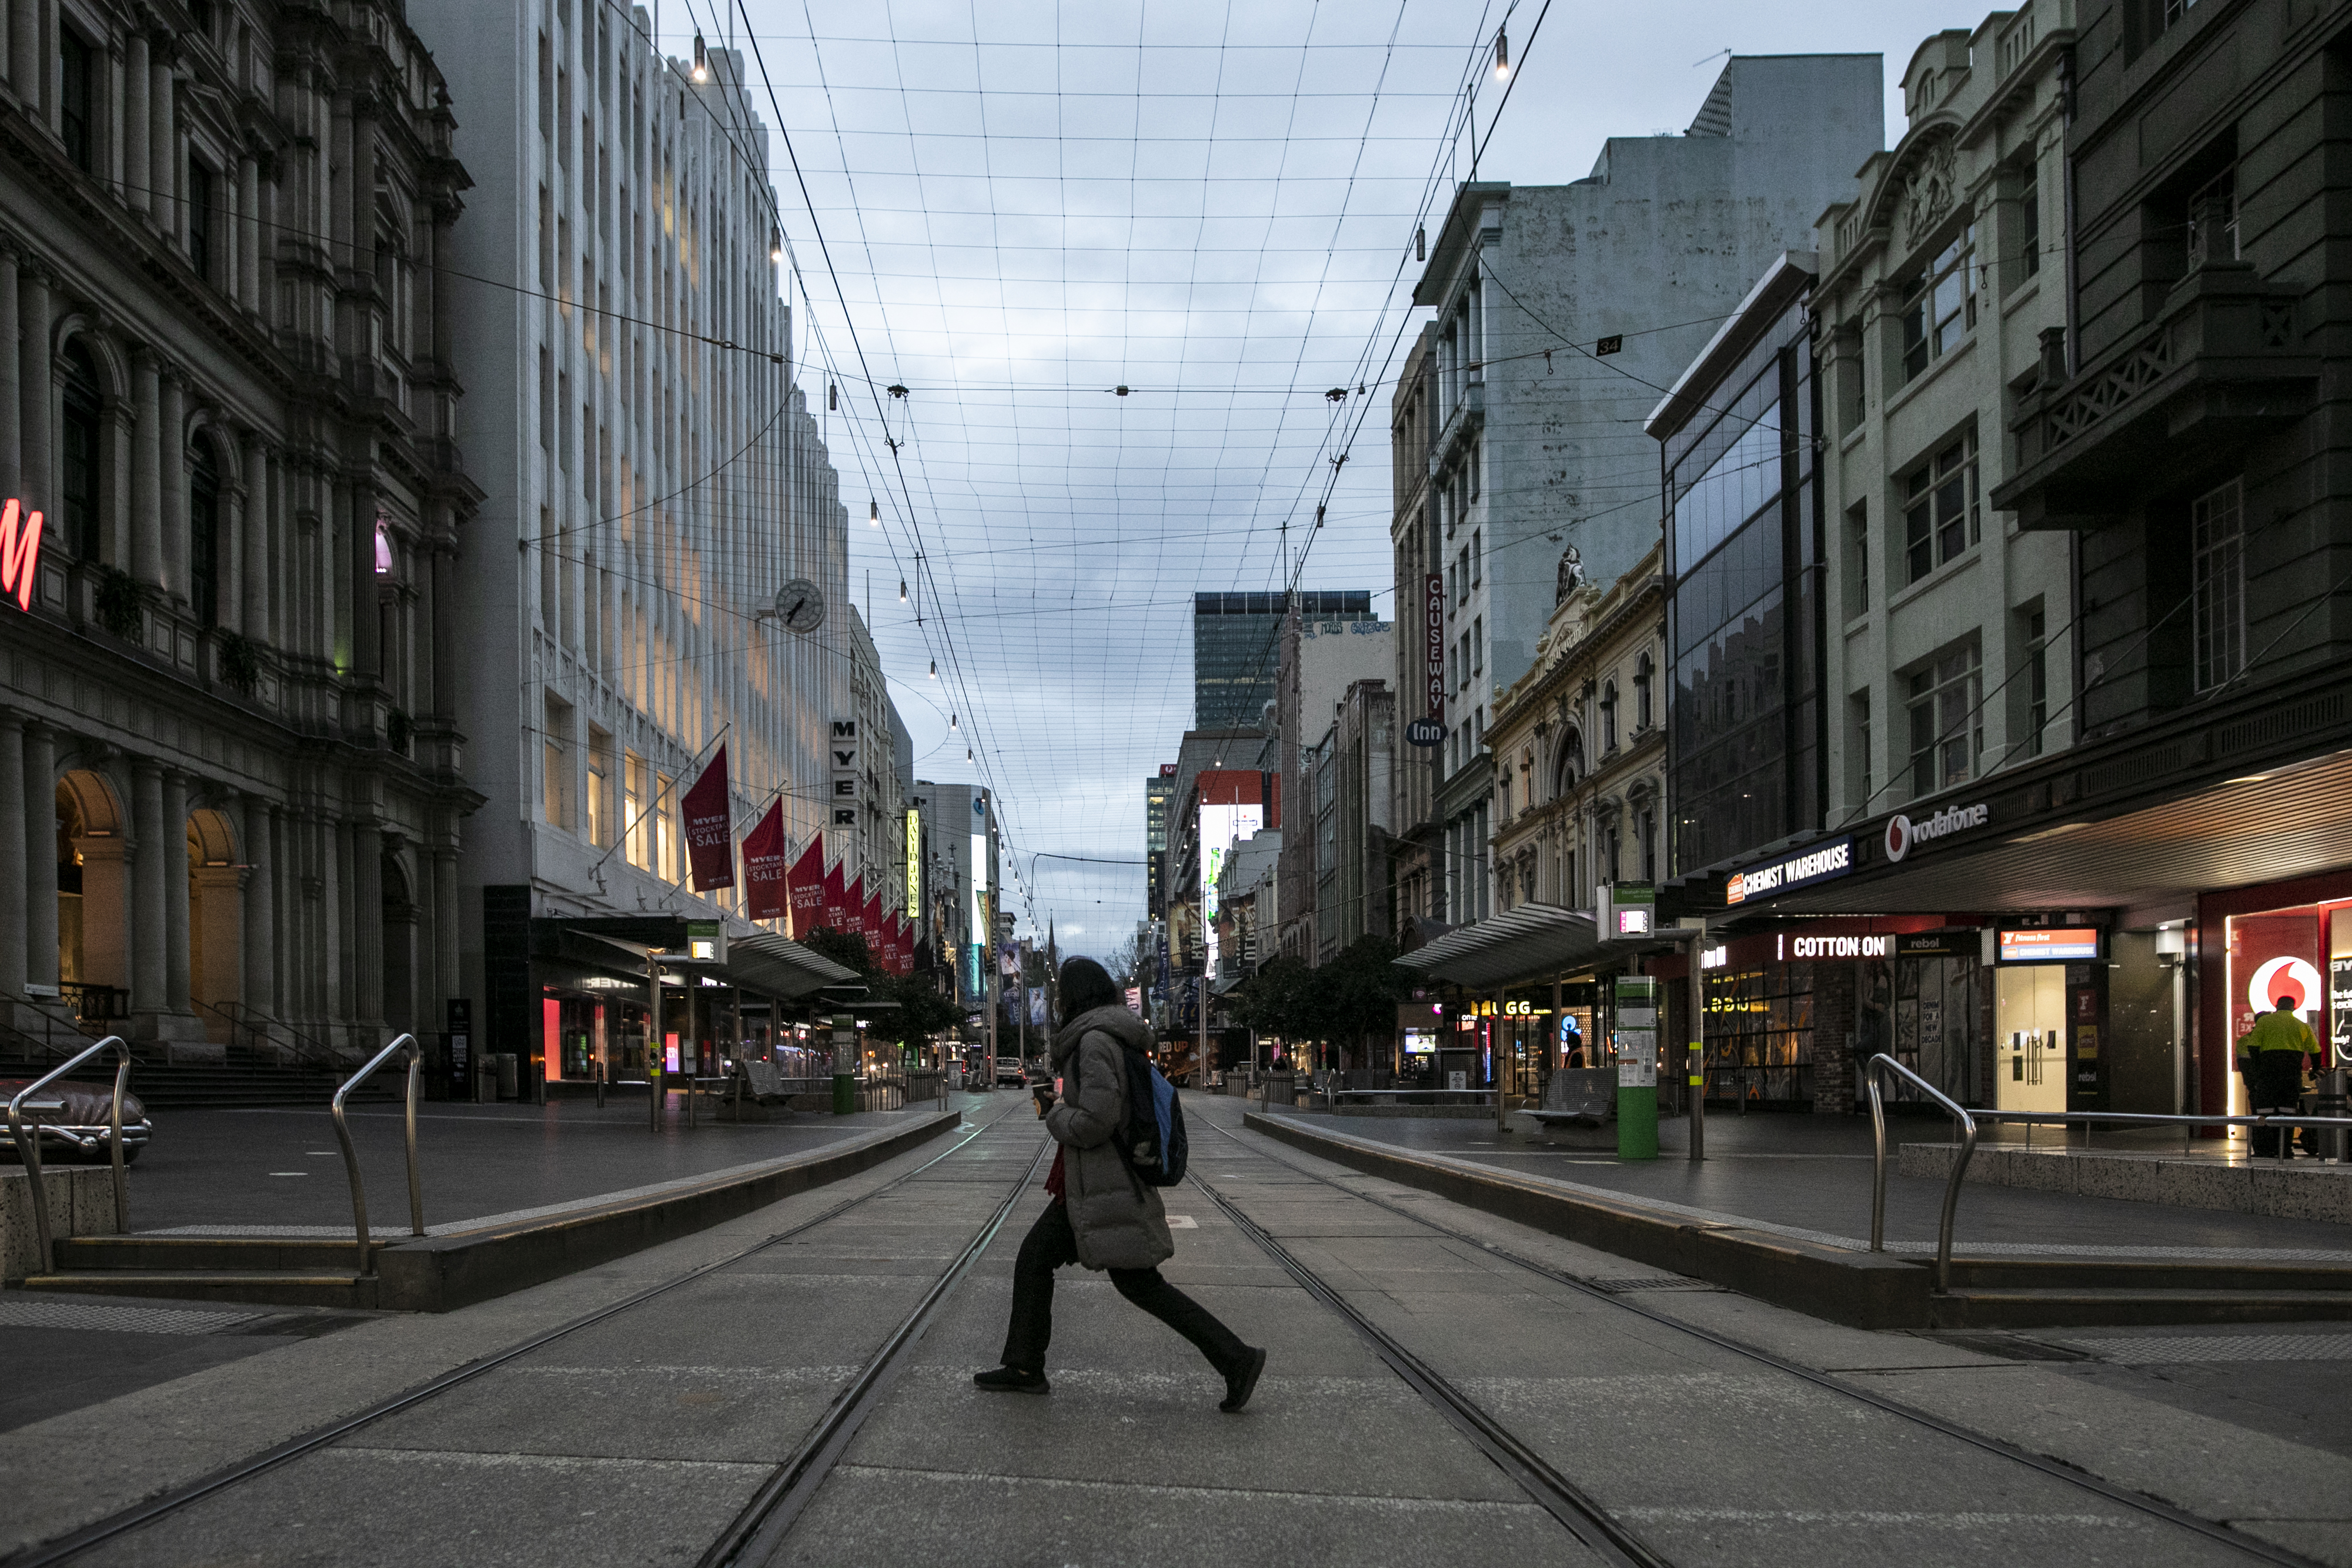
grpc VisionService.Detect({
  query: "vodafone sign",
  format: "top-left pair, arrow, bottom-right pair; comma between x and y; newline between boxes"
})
1883,801 -> 1989,862
2249,955 -> 2324,1019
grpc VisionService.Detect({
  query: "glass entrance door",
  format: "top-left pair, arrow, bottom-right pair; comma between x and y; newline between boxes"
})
1994,965 -> 2066,1115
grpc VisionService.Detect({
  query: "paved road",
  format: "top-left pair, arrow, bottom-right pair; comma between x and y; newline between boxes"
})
2,1094 -> 2346,1567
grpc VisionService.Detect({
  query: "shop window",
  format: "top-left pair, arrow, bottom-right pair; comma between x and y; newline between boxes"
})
2191,477 -> 2244,692
2016,169 -> 2040,282
188,440 -> 220,629
59,343 -> 102,564
1899,951 -> 1985,1105
1899,223 -> 1976,383
59,31 -> 95,173
623,751 -> 647,868
1843,501 -> 1870,618
1902,428 -> 1980,584
188,162 -> 218,285
1907,640 -> 1983,799
1703,962 -> 1815,1106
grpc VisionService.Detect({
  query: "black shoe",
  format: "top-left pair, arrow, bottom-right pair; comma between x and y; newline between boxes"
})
973,1365 -> 1050,1395
1220,1347 -> 1267,1413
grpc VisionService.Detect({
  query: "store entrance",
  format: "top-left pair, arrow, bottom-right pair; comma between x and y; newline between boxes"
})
1994,965 -> 2067,1116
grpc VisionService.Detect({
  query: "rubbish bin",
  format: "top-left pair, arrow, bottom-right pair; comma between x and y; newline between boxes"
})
496,1052 -> 520,1101
2316,1068 -> 2348,1164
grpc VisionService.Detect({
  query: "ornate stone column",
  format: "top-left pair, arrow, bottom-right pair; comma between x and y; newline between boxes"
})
18,265 -> 51,514
22,724 -> 54,992
0,239 -> 19,503
240,793 -> 272,1018
129,760 -> 165,1019
238,430 -> 264,635
0,711 -> 25,997
9,0 -> 38,104
349,481 -> 379,683
161,771 -> 189,1012
148,52 -> 175,242
158,367 -> 185,599
129,349 -> 161,586
353,819 -> 382,1025
237,154 -> 261,313
123,31 -> 150,216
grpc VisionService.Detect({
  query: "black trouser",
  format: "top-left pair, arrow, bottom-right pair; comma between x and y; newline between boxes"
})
2243,1052 -> 2306,1156
1000,1199 -> 1247,1374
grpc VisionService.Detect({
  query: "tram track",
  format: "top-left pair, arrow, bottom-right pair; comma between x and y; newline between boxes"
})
2,1104 -> 1050,1568
1190,1115 -> 2328,1568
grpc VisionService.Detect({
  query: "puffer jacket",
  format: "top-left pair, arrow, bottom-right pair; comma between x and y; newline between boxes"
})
1043,1003 -> 1174,1272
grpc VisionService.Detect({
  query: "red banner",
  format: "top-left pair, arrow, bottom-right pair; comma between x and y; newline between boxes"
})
893,913 -> 914,975
742,801 -> 788,922
679,745 -> 734,891
876,913 -> 899,975
821,858 -> 847,931
843,875 -> 868,940
786,836 -> 827,935
864,890 -> 885,957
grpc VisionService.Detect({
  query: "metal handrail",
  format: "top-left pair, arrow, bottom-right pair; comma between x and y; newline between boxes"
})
1864,1052 -> 1976,1294
1970,1107 -> 2352,1165
6,1035 -> 132,1275
330,1032 -> 423,1276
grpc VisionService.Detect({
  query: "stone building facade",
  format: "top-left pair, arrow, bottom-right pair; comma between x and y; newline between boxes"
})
1485,540 -> 1667,915
0,0 -> 478,1058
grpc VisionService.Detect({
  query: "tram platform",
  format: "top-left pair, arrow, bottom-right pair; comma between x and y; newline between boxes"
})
5,1093 -> 2351,1568
1246,1105 -> 2352,1330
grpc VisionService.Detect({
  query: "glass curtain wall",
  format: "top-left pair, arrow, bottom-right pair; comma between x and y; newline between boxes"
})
1663,302 -> 1825,874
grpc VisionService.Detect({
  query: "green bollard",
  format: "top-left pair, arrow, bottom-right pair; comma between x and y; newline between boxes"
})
1615,975 -> 1659,1161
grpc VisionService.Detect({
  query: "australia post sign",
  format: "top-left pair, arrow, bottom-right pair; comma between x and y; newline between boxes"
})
1423,572 -> 1445,724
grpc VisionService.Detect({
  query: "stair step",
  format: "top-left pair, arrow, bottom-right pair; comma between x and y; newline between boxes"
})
1946,1259 -> 2352,1293
58,1236 -> 379,1272
19,1271 -> 377,1309
1931,1288 -> 2352,1330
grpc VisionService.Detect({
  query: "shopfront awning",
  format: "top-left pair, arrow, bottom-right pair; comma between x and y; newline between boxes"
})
1396,903 -> 1669,990
1741,741 -> 2352,922
534,918 -> 856,1001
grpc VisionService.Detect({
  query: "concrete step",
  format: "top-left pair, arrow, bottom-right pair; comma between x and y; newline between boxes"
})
57,1236 -> 380,1272
1946,1258 -> 2352,1293
18,1270 -> 377,1309
1930,1288 -> 2352,1330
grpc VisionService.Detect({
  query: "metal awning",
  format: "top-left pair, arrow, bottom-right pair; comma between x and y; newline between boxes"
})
533,918 -> 856,1001
1396,903 -> 1668,989
1757,743 -> 2352,920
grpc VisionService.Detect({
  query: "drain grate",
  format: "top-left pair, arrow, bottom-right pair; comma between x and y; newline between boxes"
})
2061,1333 -> 2352,1365
1584,1275 -> 1721,1293
0,1300 -> 270,1336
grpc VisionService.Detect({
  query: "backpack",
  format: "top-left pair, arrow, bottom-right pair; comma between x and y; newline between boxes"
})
1114,1050 -> 1188,1188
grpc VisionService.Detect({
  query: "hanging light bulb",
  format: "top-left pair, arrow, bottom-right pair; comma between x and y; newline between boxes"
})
950,712 -> 958,730
869,500 -> 879,526
928,659 -> 937,678
692,31 -> 708,81
769,226 -> 783,263
1415,225 -> 1426,262
967,747 -> 974,763
898,579 -> 907,603
1494,29 -> 1509,79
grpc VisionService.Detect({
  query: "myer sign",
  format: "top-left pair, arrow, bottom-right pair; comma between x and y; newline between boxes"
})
1725,838 -> 1852,907
1883,802 -> 1989,863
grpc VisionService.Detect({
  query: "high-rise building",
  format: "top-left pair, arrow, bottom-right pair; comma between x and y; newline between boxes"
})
1192,590 -> 1374,730
1144,768 -> 1174,917
413,3 -> 852,1086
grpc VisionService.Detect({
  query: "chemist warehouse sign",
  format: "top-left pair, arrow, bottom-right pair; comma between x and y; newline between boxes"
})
1725,838 -> 1854,907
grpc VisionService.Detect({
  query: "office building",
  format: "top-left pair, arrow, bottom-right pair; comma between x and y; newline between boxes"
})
1193,589 -> 1373,731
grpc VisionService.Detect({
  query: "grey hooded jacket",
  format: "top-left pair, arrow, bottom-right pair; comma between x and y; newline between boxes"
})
1043,1003 -> 1174,1272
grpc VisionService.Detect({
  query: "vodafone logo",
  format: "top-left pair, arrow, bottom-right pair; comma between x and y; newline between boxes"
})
1883,802 -> 1988,864
2249,955 -> 2324,1018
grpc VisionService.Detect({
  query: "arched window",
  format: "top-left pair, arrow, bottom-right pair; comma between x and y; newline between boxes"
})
1551,729 -> 1582,801
1602,680 -> 1619,752
1635,652 -> 1655,732
189,439 -> 220,628
60,343 -> 103,563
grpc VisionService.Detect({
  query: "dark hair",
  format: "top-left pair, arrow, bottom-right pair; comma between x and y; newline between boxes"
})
2277,995 -> 2298,1010
1058,957 -> 1121,1023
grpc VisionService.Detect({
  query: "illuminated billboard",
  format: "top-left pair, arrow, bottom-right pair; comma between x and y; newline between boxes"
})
905,810 -> 922,920
1198,800 -> 1263,981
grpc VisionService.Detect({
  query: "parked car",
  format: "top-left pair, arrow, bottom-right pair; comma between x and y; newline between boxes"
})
993,1057 -> 1028,1087
0,1079 -> 153,1164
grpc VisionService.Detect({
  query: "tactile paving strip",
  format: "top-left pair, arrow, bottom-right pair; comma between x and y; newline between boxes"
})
1583,1275 -> 1722,1293
0,1299 -> 269,1336
2060,1333 -> 2352,1363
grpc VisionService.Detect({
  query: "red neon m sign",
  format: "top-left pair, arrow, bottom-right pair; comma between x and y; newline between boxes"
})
0,498 -> 42,613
